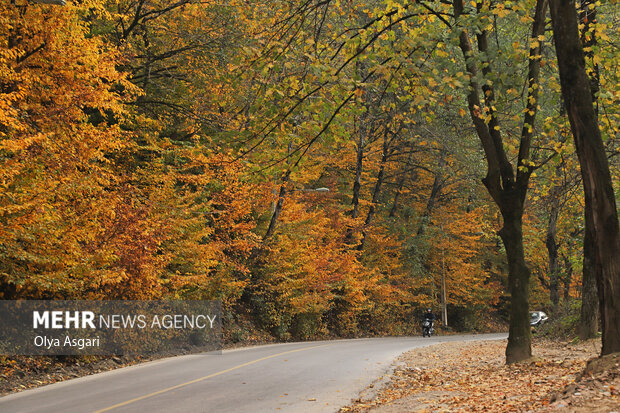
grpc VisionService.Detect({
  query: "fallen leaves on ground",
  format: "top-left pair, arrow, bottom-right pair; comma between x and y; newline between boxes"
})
342,338 -> 619,412
0,355 -> 141,396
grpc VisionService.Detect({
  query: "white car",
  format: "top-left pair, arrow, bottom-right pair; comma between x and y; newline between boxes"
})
530,311 -> 549,327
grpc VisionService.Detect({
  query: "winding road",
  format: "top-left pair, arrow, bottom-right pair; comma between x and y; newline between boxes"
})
1,333 -> 506,413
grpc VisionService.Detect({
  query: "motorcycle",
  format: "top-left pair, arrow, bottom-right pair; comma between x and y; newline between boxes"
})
422,319 -> 434,337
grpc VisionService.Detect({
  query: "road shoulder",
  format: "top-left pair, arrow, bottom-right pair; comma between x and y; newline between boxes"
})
340,338 -> 618,412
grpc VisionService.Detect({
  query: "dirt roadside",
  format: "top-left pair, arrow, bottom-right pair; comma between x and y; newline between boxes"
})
341,338 -> 619,413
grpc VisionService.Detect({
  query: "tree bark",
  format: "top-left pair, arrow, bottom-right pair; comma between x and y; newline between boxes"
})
579,222 -> 600,339
500,204 -> 532,362
358,132 -> 389,250
345,123 -> 367,244
546,200 -> 560,309
575,0 -> 601,343
417,150 -> 445,237
264,170 -> 290,240
351,128 -> 365,220
549,0 -> 620,355
264,141 -> 293,240
562,254 -> 572,300
389,147 -> 414,218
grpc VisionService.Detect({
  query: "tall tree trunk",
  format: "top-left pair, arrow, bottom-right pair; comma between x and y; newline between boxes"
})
350,129 -> 365,220
345,125 -> 367,244
499,194 -> 532,363
546,200 -> 561,309
550,0 -> 620,355
264,142 -> 293,240
416,150 -> 446,237
579,223 -> 600,339
562,254 -> 572,300
264,170 -> 290,240
389,147 -> 414,218
350,59 -> 371,222
575,0 -> 601,343
359,132 -> 389,250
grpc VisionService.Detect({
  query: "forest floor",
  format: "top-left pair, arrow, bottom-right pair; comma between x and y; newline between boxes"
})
341,337 -> 619,412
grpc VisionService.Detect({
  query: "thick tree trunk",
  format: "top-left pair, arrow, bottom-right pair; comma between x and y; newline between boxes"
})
579,220 -> 600,339
550,0 -> 620,355
575,0 -> 601,342
499,202 -> 532,364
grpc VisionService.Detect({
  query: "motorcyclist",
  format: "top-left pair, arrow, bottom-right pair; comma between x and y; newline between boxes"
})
423,308 -> 436,323
422,308 -> 436,337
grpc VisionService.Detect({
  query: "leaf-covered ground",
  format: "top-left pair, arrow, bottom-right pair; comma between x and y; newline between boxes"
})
342,338 -> 619,412
0,354 -> 173,396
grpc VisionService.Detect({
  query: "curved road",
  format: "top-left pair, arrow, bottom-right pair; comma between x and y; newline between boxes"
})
1,333 -> 506,413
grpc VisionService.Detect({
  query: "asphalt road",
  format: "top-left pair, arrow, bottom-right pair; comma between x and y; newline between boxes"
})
1,333 -> 506,413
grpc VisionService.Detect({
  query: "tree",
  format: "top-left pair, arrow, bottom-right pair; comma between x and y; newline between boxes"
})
576,0 -> 601,341
449,0 -> 548,363
549,0 -> 620,355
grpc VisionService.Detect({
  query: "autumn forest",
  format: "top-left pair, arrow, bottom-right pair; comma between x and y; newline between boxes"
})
1,0 -> 618,363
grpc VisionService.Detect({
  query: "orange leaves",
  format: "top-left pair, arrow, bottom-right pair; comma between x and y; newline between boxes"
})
0,0 -> 262,302
0,0 -> 571,343
0,2 -> 135,299
424,205 -> 501,308
346,340 -> 596,413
